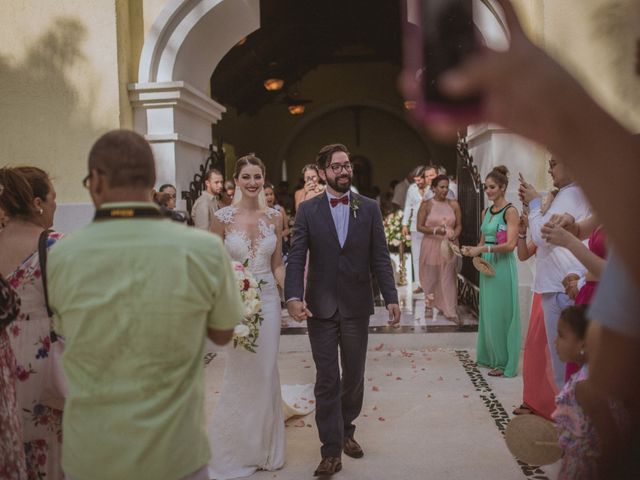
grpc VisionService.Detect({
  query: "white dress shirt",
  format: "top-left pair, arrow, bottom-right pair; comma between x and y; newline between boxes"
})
528,183 -> 591,294
326,191 -> 350,248
401,183 -> 424,232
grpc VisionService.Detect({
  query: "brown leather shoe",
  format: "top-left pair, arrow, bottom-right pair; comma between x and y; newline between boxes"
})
343,437 -> 364,458
314,457 -> 342,476
313,457 -> 342,477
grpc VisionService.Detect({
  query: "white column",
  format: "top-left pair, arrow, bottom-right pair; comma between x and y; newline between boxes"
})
128,81 -> 226,209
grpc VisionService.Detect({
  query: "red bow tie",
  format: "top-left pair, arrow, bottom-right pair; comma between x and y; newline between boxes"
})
330,196 -> 349,207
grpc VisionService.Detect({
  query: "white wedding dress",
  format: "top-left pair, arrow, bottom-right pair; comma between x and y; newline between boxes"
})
208,206 -> 313,480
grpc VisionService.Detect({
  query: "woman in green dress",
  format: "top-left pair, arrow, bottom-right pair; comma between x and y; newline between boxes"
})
462,166 -> 521,377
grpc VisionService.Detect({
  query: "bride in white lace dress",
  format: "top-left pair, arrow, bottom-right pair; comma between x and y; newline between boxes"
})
208,155 -> 312,479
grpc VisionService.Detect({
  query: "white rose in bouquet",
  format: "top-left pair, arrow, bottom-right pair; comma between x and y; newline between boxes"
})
234,323 -> 251,338
244,287 -> 258,301
244,298 -> 262,317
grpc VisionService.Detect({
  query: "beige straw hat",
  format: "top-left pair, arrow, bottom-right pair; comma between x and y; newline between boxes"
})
504,415 -> 562,466
440,239 -> 455,261
472,256 -> 496,276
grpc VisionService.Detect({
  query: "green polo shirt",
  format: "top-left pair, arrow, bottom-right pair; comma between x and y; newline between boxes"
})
48,202 -> 242,480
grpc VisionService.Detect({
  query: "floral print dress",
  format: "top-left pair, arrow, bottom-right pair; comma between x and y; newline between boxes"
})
1,274 -> 27,479
7,231 -> 64,480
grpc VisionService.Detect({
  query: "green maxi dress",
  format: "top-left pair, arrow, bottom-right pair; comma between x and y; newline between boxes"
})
476,204 -> 521,377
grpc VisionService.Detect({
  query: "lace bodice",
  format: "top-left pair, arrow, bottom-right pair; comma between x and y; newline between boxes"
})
215,205 -> 280,276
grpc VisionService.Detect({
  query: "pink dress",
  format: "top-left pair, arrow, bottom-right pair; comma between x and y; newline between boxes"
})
418,200 -> 458,318
552,365 -> 598,480
1,275 -> 27,480
566,226 -> 606,380
7,232 -> 64,480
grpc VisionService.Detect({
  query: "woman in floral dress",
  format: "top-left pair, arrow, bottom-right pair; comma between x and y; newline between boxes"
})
0,166 -> 64,480
1,273 -> 27,480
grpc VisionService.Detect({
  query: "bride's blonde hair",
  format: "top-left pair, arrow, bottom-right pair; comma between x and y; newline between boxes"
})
232,154 -> 267,209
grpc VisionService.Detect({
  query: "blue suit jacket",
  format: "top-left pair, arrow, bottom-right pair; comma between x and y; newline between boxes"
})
285,192 -> 398,319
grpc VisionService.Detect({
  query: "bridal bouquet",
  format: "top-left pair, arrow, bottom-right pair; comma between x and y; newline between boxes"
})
232,260 -> 266,353
383,211 -> 411,249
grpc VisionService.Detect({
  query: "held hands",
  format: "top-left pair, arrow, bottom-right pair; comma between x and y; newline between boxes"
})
386,303 -> 401,327
402,225 -> 410,238
286,300 -> 313,323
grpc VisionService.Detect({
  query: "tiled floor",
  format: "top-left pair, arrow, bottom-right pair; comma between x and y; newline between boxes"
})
204,334 -> 560,480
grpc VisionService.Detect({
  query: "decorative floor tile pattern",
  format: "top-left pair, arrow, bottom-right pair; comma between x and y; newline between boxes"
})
455,350 -> 551,480
204,343 -> 553,479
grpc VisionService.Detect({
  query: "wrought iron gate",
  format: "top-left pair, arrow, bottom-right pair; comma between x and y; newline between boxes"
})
456,136 -> 484,314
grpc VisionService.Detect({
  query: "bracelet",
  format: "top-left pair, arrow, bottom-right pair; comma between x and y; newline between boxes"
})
518,234 -> 527,239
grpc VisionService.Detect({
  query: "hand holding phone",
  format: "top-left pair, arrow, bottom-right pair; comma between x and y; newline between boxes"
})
402,0 -> 481,123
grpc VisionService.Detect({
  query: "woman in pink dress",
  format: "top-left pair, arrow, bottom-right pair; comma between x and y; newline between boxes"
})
416,175 -> 462,322
0,166 -> 64,480
1,273 -> 27,480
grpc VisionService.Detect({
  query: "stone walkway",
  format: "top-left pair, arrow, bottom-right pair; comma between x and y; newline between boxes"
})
204,332 -> 560,480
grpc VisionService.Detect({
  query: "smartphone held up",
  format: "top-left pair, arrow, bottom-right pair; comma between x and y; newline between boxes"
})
402,0 -> 481,125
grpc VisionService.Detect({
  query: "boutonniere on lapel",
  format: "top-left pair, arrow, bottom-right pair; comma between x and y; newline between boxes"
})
349,196 -> 360,219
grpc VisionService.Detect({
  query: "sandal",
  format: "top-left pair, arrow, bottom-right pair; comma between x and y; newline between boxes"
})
488,368 -> 504,377
512,403 -> 533,415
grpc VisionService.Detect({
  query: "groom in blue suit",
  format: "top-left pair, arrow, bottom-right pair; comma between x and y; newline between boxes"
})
285,143 -> 400,476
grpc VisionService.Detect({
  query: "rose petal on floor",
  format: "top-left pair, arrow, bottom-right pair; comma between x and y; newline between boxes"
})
378,417 -> 386,421
294,419 -> 305,427
372,385 -> 380,392
374,343 -> 384,351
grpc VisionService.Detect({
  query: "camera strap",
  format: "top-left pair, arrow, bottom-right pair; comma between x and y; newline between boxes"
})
94,207 -> 163,221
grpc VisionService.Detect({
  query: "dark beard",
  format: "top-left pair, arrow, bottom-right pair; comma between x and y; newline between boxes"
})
326,174 -> 352,193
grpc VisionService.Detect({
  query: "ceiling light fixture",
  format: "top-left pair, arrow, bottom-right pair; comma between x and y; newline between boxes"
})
404,100 -> 417,110
288,104 -> 306,115
264,78 -> 284,91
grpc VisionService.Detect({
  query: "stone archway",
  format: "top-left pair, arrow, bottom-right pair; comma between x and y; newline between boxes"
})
128,0 -> 260,206
277,98 -> 433,181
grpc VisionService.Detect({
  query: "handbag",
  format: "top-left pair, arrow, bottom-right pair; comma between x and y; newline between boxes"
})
38,230 -> 68,410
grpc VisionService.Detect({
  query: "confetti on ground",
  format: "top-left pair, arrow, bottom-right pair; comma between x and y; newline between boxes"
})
307,424 -> 312,428
308,400 -> 315,404
293,403 -> 300,409
427,394 -> 432,398
363,414 -> 369,417
367,377 -> 373,381
437,376 -> 444,381
373,343 -> 384,351
372,386 -> 380,392
294,419 -> 305,427
463,395 -> 470,398
395,377 -> 402,381
385,372 -> 393,376
304,365 -> 311,369
372,405 -> 378,411
378,417 -> 386,422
